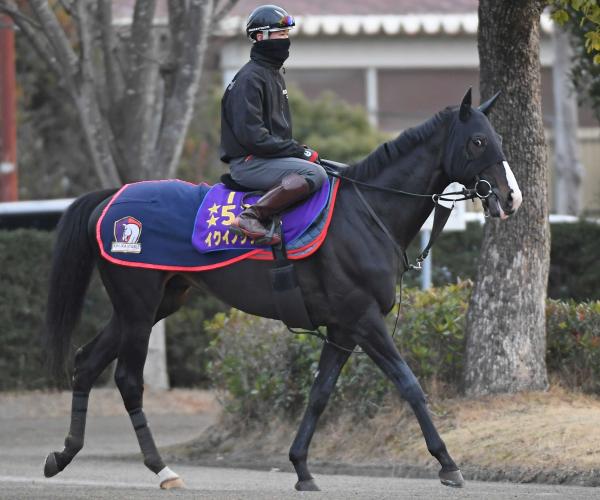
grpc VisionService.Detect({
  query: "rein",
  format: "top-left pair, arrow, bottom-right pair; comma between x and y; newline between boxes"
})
321,161 -> 491,270
288,161 -> 492,355
321,162 -> 492,204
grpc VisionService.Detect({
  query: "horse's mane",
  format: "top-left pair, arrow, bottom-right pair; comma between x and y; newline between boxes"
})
346,107 -> 453,181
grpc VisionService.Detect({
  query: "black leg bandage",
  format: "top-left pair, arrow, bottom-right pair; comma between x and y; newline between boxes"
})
129,408 -> 166,474
55,392 -> 89,471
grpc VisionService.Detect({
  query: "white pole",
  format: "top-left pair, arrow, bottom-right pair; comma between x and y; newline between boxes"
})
552,24 -> 584,215
365,67 -> 379,127
143,320 -> 170,389
420,229 -> 432,290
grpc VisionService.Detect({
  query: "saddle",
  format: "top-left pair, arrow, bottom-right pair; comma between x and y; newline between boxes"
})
220,173 -> 254,192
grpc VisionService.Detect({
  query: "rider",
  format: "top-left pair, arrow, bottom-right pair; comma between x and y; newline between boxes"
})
220,4 -> 327,245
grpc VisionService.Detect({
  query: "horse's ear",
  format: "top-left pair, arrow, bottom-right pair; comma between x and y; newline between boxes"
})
459,87 -> 472,122
478,90 -> 502,116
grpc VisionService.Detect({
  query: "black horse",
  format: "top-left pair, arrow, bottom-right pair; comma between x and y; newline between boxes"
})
43,89 -> 521,490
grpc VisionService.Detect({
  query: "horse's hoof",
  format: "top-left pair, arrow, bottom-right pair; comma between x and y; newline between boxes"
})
160,477 -> 185,489
295,479 -> 320,491
43,452 -> 60,478
439,468 -> 465,488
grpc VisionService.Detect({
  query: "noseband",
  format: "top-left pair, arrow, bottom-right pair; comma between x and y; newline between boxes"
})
460,178 -> 492,202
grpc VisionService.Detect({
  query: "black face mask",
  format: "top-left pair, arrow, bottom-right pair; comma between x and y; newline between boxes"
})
251,38 -> 291,68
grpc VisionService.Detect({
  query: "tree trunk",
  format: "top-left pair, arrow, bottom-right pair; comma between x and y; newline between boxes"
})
552,25 -> 584,215
4,0 -> 239,390
464,0 -> 549,396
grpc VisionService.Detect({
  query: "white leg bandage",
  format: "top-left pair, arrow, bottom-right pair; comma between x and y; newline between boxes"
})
158,466 -> 179,483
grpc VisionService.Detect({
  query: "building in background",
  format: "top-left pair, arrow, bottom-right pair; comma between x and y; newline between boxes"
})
214,0 -> 600,215
92,0 -> 600,214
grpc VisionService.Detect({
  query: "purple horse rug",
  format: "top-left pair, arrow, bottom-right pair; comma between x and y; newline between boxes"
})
192,180 -> 329,253
96,178 -> 340,271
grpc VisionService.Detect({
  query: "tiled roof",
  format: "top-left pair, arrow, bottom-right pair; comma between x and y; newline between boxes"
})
112,0 -> 479,20
229,0 -> 479,16
112,1 -> 554,36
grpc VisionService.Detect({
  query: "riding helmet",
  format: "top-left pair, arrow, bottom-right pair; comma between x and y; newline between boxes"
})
246,5 -> 295,40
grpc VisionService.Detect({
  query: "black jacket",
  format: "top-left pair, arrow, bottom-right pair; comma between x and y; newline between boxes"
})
220,48 -> 305,163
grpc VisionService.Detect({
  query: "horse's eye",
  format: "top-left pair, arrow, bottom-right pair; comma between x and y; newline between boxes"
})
473,138 -> 484,148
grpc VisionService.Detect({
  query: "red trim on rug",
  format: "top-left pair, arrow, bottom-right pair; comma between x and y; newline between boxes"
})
96,178 -> 340,271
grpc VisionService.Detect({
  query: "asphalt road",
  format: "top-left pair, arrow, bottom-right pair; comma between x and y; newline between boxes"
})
0,398 -> 598,499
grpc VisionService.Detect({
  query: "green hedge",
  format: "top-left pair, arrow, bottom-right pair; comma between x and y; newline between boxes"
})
165,290 -> 226,387
207,283 -> 600,422
0,229 -> 225,390
0,230 -> 111,389
2,221 -> 600,391
546,299 -> 600,393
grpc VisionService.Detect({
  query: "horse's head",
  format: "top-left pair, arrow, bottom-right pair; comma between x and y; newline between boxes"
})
444,88 -> 522,219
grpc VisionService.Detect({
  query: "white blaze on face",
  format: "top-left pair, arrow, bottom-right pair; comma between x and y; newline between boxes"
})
503,161 -> 522,212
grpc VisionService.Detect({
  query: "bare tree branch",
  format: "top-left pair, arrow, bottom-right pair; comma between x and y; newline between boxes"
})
0,1 -> 62,77
127,0 -> 157,82
166,0 -> 185,69
153,0 -> 214,177
76,0 -> 95,84
27,0 -> 79,83
0,1 -> 39,27
69,0 -> 123,190
118,0 -> 161,178
212,0 -> 238,23
97,0 -> 123,107
57,0 -> 78,21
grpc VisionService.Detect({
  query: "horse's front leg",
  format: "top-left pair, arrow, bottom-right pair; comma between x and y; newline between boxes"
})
356,305 -> 464,488
289,328 -> 354,491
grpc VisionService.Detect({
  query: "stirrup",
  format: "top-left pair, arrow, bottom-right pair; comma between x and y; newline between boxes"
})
230,217 -> 281,246
253,217 -> 281,246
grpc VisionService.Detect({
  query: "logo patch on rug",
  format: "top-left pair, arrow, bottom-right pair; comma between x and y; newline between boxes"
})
111,216 -> 142,253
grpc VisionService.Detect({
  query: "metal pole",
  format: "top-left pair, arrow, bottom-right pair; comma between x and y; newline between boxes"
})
365,67 -> 379,127
0,14 -> 17,201
420,229 -> 432,290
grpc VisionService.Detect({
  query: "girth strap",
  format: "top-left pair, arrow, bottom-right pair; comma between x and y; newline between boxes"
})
269,228 -> 316,330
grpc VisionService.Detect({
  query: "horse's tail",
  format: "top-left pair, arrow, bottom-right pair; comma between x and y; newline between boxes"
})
44,188 -> 117,381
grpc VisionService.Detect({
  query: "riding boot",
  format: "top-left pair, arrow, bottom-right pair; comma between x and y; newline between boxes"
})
232,173 -> 311,245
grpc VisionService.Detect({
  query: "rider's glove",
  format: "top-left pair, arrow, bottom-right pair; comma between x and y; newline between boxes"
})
299,147 -> 320,164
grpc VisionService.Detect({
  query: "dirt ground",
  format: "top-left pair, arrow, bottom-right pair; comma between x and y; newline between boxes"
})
170,385 -> 600,487
2,385 -> 600,486
0,387 -> 218,419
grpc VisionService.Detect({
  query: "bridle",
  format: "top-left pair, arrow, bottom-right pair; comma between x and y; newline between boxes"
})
322,162 -> 492,204
321,161 -> 494,270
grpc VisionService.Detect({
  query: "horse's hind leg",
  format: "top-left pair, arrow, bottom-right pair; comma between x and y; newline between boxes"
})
356,306 -> 464,488
289,328 -> 354,491
111,270 -> 186,488
44,316 -> 120,477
